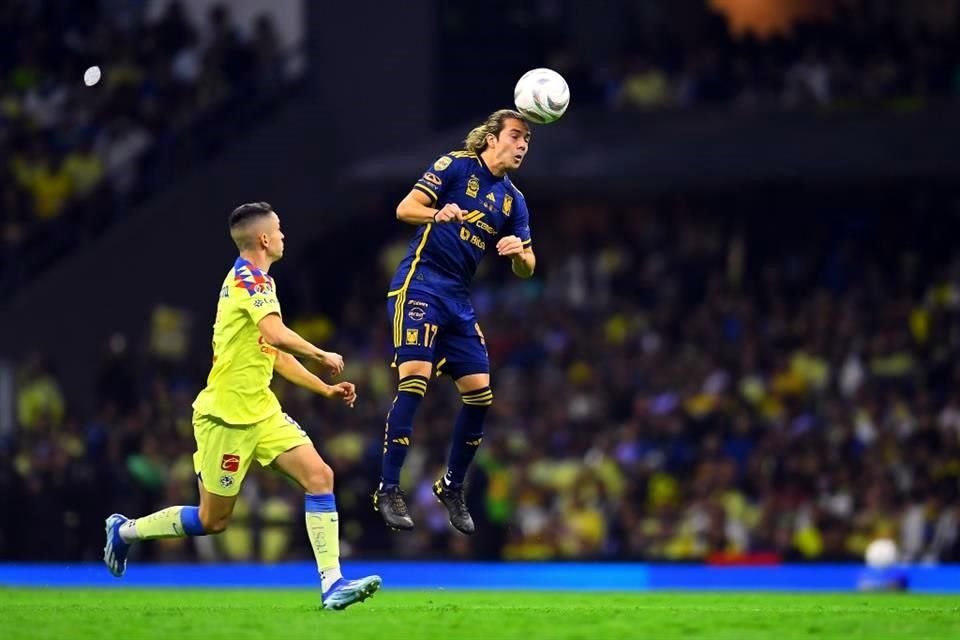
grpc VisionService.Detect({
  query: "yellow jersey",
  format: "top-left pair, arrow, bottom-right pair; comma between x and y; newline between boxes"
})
193,257 -> 283,424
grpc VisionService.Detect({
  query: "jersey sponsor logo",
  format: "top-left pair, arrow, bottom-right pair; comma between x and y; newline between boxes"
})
466,175 -> 480,198
475,220 -> 496,235
433,156 -> 452,171
459,214 -> 492,246
221,454 -> 240,472
503,194 -> 513,215
257,335 -> 279,356
422,171 -> 442,186
459,225 -> 486,250
406,328 -> 420,345
407,299 -> 428,321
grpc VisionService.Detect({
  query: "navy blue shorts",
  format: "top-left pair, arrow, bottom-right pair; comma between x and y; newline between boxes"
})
387,289 -> 489,379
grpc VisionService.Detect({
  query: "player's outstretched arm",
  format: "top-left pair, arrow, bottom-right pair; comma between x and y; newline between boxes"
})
257,313 -> 345,375
496,236 -> 536,278
273,352 -> 357,408
397,189 -> 466,225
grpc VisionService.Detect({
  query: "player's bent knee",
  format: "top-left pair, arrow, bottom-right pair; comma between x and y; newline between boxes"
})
303,460 -> 334,494
199,511 -> 231,534
198,490 -> 235,534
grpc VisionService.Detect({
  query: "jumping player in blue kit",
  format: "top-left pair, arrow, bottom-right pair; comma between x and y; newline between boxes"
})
374,109 -> 537,534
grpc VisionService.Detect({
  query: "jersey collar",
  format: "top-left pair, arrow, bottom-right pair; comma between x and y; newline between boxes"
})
475,152 -> 505,182
234,256 -> 254,272
234,256 -> 271,279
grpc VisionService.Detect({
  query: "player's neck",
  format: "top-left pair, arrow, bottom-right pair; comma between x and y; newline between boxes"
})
479,149 -> 507,177
239,251 -> 272,273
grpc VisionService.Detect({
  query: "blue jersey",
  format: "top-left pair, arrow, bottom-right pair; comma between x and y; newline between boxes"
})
388,150 -> 533,299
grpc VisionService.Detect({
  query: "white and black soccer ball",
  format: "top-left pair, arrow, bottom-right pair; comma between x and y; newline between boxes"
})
514,68 -> 570,124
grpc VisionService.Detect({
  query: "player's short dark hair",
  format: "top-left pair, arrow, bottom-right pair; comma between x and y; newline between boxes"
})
464,109 -> 529,154
228,201 -> 273,228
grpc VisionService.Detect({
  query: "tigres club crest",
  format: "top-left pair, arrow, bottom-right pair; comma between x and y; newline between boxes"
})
466,175 -> 480,198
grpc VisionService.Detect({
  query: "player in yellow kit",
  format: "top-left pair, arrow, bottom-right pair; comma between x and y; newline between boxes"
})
103,202 -> 381,610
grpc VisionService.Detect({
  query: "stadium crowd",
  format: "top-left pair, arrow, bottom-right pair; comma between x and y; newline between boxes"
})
5,187 -> 960,565
438,0 -> 960,123
601,0 -> 960,112
0,0 -> 296,293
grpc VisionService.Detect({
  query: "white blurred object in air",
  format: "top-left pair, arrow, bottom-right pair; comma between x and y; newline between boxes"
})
84,66 -> 102,87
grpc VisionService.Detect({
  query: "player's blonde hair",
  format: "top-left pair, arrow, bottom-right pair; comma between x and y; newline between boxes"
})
464,109 -> 528,154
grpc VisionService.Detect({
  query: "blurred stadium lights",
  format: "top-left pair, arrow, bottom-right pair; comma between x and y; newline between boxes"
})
710,0 -> 835,37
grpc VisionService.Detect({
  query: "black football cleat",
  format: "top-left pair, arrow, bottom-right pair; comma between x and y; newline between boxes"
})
374,485 -> 414,531
433,478 -> 475,535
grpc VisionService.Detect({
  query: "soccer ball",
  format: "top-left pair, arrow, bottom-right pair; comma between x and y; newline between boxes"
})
514,68 -> 570,124
865,539 -> 898,569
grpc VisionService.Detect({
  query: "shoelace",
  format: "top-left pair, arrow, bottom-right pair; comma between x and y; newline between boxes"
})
389,489 -> 410,516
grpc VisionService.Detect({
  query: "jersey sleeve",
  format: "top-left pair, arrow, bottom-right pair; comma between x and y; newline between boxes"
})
412,153 -> 462,206
238,277 -> 281,325
506,187 -> 533,247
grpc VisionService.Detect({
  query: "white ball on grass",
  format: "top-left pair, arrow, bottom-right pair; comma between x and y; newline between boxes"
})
865,538 -> 898,569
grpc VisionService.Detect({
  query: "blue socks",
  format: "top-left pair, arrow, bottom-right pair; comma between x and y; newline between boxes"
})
380,375 -> 428,486
445,387 -> 492,485
180,506 -> 206,535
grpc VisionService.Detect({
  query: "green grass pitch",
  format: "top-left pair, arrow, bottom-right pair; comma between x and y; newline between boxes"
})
1,589 -> 958,639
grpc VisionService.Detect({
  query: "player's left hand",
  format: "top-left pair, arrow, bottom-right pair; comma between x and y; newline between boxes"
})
496,235 -> 525,257
326,381 -> 357,408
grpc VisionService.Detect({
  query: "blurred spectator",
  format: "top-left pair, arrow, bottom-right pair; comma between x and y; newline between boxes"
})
95,118 -> 152,196
615,55 -> 672,110
16,354 -> 65,431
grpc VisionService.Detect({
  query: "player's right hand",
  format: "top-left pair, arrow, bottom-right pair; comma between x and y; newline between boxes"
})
317,350 -> 344,376
326,381 -> 357,408
433,203 -> 466,224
